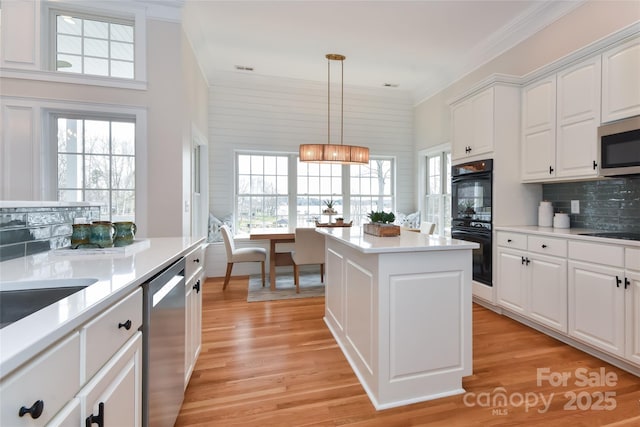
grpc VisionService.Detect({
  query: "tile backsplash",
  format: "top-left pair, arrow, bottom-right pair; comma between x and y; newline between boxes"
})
542,175 -> 640,233
0,203 -> 100,262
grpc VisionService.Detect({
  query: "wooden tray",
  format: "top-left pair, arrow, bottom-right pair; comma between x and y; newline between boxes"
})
363,223 -> 400,237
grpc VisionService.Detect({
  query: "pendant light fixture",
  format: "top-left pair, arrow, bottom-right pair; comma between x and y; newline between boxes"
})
299,54 -> 369,165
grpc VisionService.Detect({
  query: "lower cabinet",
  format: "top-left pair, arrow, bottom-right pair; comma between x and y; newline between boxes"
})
497,233 -> 567,333
79,332 -> 143,427
625,267 -> 640,365
568,261 -> 626,357
185,272 -> 203,387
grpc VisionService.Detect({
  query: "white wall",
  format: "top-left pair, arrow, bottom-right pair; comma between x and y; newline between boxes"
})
414,0 -> 640,152
0,1 -> 209,238
208,73 -> 415,218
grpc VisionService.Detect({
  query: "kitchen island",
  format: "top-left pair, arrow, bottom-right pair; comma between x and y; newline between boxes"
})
316,227 -> 478,410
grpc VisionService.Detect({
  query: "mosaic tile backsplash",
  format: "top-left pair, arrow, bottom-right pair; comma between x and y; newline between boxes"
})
0,204 -> 100,262
542,175 -> 640,233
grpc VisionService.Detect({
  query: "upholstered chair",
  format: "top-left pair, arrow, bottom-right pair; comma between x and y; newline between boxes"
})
291,228 -> 325,293
221,225 -> 267,290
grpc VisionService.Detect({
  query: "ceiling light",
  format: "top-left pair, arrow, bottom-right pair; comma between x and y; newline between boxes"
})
234,65 -> 254,71
299,54 -> 369,165
383,83 -> 399,88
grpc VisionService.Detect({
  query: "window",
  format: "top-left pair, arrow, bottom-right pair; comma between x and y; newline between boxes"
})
54,12 -> 134,78
235,153 -> 395,233
424,151 -> 451,235
350,159 -> 393,225
56,116 -> 136,221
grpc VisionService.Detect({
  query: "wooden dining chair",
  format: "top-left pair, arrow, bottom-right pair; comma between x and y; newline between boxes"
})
291,228 -> 325,293
220,225 -> 267,290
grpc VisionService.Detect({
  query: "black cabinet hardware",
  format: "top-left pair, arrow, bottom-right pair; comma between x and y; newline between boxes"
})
593,160 -> 598,170
542,244 -> 547,248
616,276 -> 622,288
118,320 -> 132,330
19,400 -> 44,419
549,166 -> 554,174
625,277 -> 630,289
521,256 -> 526,265
86,402 -> 104,427
525,257 -> 531,265
465,146 -> 472,154
193,258 -> 200,263
507,239 -> 512,243
193,280 -> 201,293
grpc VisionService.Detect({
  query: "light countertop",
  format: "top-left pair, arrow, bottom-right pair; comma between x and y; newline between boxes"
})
0,237 -> 205,377
495,226 -> 640,248
316,226 -> 478,253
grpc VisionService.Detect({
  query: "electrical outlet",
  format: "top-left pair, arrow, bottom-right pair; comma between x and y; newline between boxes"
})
571,200 -> 580,214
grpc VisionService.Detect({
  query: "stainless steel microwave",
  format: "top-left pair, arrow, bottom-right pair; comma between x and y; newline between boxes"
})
598,115 -> 640,176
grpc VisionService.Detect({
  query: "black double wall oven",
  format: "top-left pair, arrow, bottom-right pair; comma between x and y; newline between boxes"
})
451,159 -> 493,286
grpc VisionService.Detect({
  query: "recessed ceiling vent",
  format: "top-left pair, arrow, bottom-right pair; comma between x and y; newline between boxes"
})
383,83 -> 399,88
235,65 -> 254,71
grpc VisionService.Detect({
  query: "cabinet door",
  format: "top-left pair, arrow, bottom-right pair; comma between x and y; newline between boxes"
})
556,57 -> 601,179
625,270 -> 640,365
46,398 -> 80,427
451,99 -> 473,160
521,76 -> 556,180
497,248 -> 527,314
79,333 -> 142,427
568,261 -> 625,357
528,254 -> 568,333
185,273 -> 204,388
470,87 -> 494,157
602,37 -> 640,123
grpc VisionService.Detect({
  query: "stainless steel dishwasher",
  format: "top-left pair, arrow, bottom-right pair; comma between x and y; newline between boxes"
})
142,257 -> 186,427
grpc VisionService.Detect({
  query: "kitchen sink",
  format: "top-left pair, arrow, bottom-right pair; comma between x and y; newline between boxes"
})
0,278 -> 98,328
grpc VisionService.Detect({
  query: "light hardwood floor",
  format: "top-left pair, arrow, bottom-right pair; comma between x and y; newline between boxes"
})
175,276 -> 640,426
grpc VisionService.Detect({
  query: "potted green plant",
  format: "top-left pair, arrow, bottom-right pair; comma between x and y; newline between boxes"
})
323,199 -> 337,215
364,210 -> 400,236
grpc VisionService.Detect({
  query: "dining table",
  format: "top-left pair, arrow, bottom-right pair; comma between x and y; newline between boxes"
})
249,229 -> 295,290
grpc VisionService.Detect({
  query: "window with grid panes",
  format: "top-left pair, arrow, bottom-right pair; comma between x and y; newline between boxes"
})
424,151 -> 451,235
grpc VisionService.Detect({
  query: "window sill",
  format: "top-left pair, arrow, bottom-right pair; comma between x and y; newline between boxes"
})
0,67 -> 147,91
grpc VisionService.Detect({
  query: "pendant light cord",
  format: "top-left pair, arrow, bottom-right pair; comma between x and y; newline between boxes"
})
341,58 -> 344,146
327,58 -> 331,146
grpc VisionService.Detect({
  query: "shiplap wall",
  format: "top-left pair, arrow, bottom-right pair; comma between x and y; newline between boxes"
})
208,73 -> 415,218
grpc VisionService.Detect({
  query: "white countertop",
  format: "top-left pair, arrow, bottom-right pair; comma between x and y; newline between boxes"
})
495,225 -> 640,248
0,237 -> 204,376
316,227 -> 479,253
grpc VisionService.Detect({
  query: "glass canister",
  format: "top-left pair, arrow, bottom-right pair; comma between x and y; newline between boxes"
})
90,221 -> 115,248
113,221 -> 137,247
71,223 -> 91,248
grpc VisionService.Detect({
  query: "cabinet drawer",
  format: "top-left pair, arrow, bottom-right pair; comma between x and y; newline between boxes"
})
0,333 -> 80,427
82,288 -> 142,381
528,235 -> 567,257
185,244 -> 205,283
497,232 -> 527,250
626,247 -> 640,271
569,240 -> 624,267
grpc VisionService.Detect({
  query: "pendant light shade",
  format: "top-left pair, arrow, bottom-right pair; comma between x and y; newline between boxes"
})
299,54 -> 369,165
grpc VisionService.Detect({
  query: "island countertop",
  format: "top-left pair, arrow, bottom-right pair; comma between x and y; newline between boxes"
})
316,226 -> 479,253
0,236 -> 204,376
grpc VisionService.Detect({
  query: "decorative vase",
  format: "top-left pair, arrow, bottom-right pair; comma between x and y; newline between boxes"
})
90,221 -> 115,248
113,221 -> 137,247
71,223 -> 91,248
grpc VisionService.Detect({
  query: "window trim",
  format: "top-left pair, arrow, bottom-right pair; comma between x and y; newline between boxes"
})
36,1 -> 147,89
419,143 -> 451,236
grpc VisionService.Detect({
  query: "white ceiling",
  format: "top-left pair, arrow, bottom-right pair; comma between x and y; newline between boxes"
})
182,0 -> 583,102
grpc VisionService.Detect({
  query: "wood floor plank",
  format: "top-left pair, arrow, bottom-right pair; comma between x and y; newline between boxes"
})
175,277 -> 640,426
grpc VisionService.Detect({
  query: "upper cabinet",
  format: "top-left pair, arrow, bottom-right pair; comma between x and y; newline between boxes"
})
451,86 -> 495,161
521,56 -> 601,182
602,37 -> 640,123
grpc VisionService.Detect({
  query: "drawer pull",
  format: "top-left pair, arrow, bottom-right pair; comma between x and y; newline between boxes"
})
19,400 -> 44,419
616,276 -> 622,288
86,402 -> 104,427
193,258 -> 200,263
118,320 -> 132,330
542,244 -> 547,248
507,239 -> 512,243
193,280 -> 201,293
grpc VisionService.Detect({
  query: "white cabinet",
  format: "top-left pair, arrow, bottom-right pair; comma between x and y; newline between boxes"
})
521,76 -> 556,180
185,244 -> 205,387
568,241 -> 626,357
602,37 -> 640,123
79,333 -> 142,427
0,333 -> 80,427
497,232 -> 567,333
625,248 -> 640,365
451,86 -> 495,161
522,56 -> 601,182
